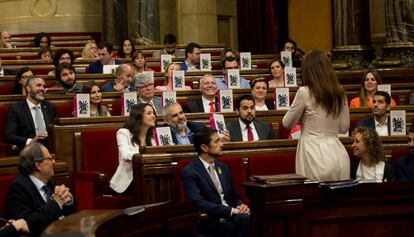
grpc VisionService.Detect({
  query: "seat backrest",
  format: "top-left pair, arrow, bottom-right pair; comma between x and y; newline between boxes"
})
217,156 -> 248,203
176,159 -> 192,202
391,147 -> 408,167
0,104 -> 13,156
248,153 -> 296,176
0,175 -> 15,217
0,83 -> 15,95
278,122 -> 291,139
81,129 -> 119,176
106,101 -> 122,116
55,102 -> 74,118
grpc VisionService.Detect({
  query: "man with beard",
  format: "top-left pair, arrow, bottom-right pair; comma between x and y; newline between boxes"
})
163,102 -> 206,144
164,102 -> 230,144
4,76 -> 57,150
181,127 -> 250,237
226,94 -> 275,142
152,34 -> 185,58
52,62 -> 83,93
179,42 -> 201,71
395,127 -> 414,181
356,91 -> 391,136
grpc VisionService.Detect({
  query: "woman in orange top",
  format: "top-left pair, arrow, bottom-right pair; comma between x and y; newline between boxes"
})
350,70 -> 396,108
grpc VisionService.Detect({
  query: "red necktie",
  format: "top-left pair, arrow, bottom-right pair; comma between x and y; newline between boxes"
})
209,102 -> 215,112
247,125 -> 254,141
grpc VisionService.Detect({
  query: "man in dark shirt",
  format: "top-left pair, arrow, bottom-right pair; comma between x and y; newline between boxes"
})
6,143 -> 75,236
395,126 -> 414,181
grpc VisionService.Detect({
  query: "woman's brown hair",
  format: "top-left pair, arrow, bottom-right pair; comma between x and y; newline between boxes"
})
301,49 -> 345,117
359,69 -> 382,107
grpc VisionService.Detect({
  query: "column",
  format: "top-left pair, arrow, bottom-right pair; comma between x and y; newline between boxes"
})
128,0 -> 160,44
177,0 -> 218,44
102,0 -> 128,44
374,0 -> 414,67
331,0 -> 375,69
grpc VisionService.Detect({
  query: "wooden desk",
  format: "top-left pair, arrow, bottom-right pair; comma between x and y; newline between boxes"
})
131,136 -> 407,205
53,106 -> 414,176
42,202 -> 200,237
244,181 -> 414,237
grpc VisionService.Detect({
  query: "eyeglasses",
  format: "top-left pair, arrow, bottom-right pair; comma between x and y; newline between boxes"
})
44,155 -> 55,162
137,83 -> 154,89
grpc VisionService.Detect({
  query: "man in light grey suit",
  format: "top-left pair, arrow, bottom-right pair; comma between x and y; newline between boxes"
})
227,94 -> 276,141
134,72 -> 162,115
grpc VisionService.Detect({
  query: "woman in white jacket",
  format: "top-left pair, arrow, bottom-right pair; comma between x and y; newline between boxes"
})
110,103 -> 157,193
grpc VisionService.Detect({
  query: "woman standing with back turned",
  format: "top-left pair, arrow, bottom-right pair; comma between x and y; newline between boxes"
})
282,50 -> 350,181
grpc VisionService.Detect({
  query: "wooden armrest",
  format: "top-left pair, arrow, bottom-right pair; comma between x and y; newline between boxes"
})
76,171 -> 112,196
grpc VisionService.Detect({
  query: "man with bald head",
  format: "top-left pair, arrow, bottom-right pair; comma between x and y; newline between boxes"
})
6,142 -> 75,237
4,76 -> 57,150
102,64 -> 134,92
183,73 -> 219,113
163,102 -> 205,144
0,30 -> 15,48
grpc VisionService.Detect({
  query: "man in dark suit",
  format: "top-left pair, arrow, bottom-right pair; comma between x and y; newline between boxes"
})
183,73 -> 219,113
179,42 -> 201,71
356,91 -> 391,136
4,76 -> 57,151
227,94 -> 275,141
181,127 -> 250,237
101,64 -> 134,92
162,102 -> 205,144
395,126 -> 414,181
134,72 -> 162,115
5,143 -> 75,237
88,42 -> 124,74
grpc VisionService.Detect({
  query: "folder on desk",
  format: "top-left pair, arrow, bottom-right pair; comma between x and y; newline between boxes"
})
250,173 -> 307,184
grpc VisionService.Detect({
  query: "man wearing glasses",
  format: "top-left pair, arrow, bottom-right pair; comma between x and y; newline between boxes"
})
5,142 -> 75,237
216,56 -> 250,89
134,72 -> 162,115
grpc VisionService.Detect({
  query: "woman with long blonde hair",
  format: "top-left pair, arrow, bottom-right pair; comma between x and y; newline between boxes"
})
283,49 -> 350,181
81,40 -> 99,60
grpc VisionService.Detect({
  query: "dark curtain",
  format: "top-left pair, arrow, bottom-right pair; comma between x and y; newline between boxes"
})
237,0 -> 288,54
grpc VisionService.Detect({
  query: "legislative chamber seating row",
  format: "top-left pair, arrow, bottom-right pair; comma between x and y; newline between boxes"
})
0,90 -> 412,159
1,58 -> 273,75
0,79 -> 412,159
75,130 -> 408,210
2,56 -> 272,75
0,123 -> 409,213
0,69 -> 270,94
58,105 -> 414,175
0,42 -> 226,60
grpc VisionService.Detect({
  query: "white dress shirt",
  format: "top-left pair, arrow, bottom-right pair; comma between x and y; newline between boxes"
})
26,99 -> 47,145
375,117 -> 389,136
202,96 -> 215,112
239,119 -> 259,141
